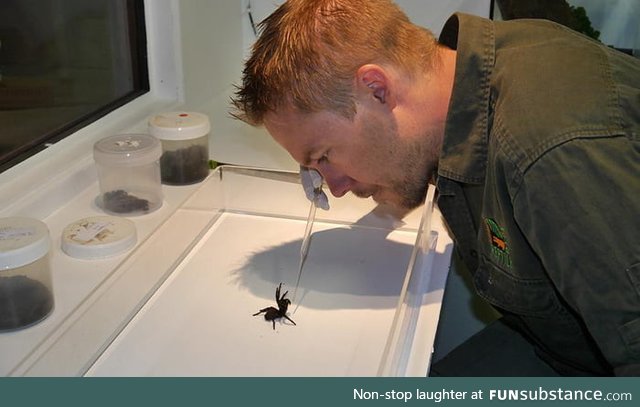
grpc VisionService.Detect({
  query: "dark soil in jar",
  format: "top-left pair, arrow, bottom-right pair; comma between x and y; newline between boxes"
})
102,189 -> 150,214
0,275 -> 53,331
160,144 -> 209,185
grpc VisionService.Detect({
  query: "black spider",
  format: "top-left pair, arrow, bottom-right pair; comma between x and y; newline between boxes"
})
253,283 -> 296,330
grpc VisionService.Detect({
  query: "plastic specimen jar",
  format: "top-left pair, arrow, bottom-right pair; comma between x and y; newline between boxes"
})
93,134 -> 163,216
148,111 -> 211,185
0,217 -> 54,332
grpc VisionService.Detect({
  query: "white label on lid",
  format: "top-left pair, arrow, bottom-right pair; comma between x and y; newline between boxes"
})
0,227 -> 35,241
71,221 -> 112,243
115,139 -> 140,148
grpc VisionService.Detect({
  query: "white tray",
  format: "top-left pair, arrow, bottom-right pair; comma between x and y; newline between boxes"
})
17,166 -> 451,376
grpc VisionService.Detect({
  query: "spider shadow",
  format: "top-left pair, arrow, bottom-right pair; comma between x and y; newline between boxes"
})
232,206 -> 428,311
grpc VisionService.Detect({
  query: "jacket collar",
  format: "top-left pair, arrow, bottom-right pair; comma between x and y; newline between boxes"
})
437,13 -> 495,185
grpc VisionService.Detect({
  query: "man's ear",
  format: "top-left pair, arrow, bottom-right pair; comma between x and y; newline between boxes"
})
356,64 -> 396,109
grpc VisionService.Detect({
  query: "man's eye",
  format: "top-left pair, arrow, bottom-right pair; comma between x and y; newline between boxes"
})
318,151 -> 329,164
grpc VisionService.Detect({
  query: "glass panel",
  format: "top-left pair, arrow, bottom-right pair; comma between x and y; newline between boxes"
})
0,0 -> 148,172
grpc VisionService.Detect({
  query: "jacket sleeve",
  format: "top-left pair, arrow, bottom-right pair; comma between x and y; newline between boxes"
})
513,135 -> 640,376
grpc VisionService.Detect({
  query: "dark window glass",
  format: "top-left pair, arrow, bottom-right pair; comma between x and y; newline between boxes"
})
491,0 -> 640,57
0,0 -> 148,172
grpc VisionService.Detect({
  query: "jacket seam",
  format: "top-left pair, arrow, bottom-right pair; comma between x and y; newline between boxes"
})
501,127 -> 629,203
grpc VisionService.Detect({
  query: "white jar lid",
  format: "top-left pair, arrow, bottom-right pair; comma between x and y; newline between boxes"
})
61,216 -> 137,260
93,134 -> 162,166
0,217 -> 51,270
148,112 -> 211,141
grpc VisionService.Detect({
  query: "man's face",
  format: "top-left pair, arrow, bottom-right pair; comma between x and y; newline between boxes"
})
264,104 -> 438,211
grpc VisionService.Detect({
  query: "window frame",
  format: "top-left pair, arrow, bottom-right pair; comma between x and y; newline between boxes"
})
0,0 -> 152,174
0,0 -> 183,218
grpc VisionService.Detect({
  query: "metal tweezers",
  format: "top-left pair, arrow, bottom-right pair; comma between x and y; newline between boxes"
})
220,166 -> 317,302
292,193 -> 317,303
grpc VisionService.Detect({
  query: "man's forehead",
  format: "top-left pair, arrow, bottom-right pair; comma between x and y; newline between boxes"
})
263,110 -> 317,165
267,103 -> 351,122
264,107 -> 350,148
264,108 -> 307,138
264,104 -> 314,124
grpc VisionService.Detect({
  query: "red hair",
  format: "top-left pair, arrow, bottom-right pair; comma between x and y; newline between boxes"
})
231,0 -> 438,125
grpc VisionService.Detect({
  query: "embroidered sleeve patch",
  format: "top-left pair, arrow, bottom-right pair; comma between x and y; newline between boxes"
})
485,218 -> 512,269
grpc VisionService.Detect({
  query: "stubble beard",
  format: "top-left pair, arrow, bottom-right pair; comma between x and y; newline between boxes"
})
361,115 -> 436,211
390,137 -> 434,210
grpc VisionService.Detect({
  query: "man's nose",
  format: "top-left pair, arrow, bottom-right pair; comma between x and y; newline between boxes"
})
317,167 -> 353,198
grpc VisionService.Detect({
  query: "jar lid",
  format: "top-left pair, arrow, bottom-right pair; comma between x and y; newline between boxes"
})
148,112 -> 211,141
0,217 -> 51,270
93,134 -> 162,166
61,216 -> 137,260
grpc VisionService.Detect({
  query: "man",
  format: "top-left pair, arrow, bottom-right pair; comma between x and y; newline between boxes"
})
231,0 -> 640,376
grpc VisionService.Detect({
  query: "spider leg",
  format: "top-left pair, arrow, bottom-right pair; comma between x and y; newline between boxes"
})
275,282 -> 283,301
253,307 -> 270,316
282,314 -> 296,326
272,319 -> 276,330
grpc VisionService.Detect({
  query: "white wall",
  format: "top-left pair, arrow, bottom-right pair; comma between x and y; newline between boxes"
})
176,0 -> 296,170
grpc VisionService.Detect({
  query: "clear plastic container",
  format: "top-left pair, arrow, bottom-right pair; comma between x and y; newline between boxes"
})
148,111 -> 211,185
93,134 -> 163,216
0,217 -> 54,332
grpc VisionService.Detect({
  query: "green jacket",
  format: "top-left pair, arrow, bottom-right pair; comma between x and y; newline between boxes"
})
437,13 -> 640,376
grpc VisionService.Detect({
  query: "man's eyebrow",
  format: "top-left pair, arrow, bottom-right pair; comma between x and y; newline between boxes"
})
301,150 -> 313,167
301,148 -> 315,167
